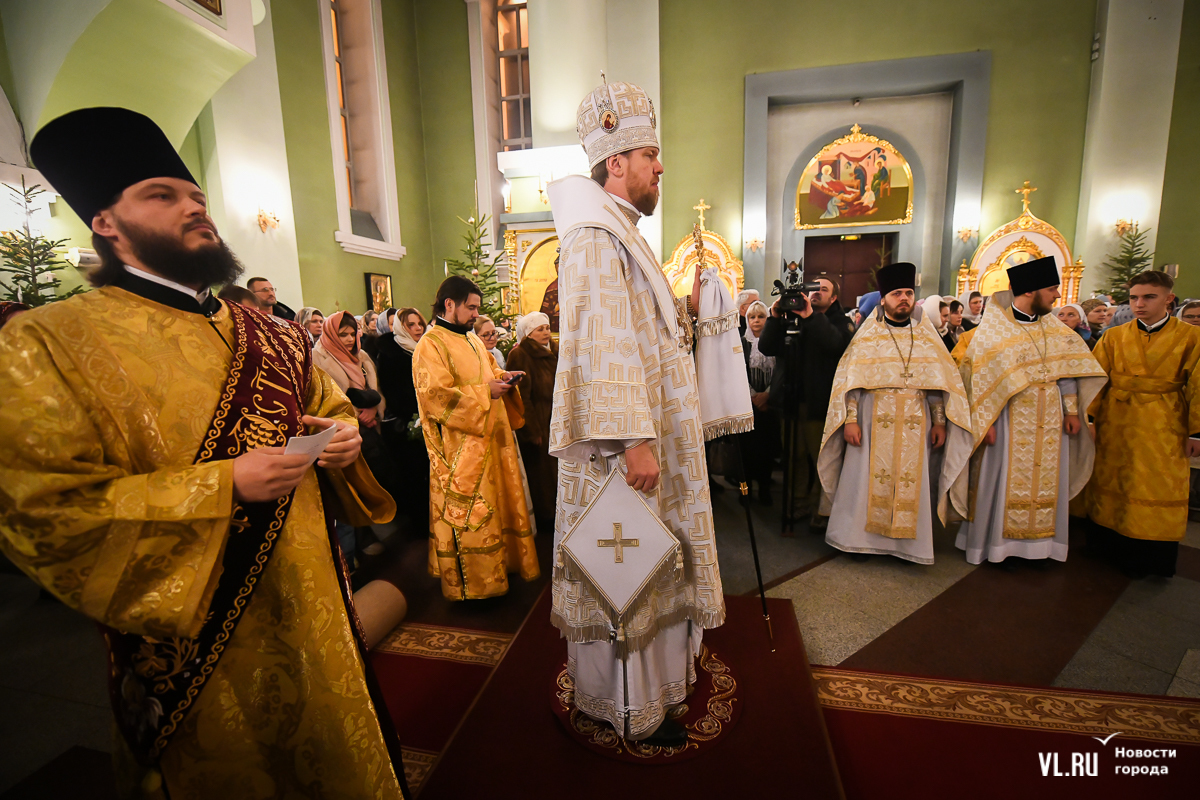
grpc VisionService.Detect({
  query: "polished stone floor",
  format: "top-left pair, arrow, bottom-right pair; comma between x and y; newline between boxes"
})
3,474 -> 1198,793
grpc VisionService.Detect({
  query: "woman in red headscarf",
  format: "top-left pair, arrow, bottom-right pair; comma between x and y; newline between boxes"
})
313,310 -> 400,556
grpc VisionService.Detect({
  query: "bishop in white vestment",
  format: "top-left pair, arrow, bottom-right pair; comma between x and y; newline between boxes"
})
818,263 -> 973,564
946,258 -> 1106,565
547,80 -> 726,745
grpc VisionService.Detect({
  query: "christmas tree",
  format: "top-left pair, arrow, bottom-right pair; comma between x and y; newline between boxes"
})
445,210 -> 511,325
1101,223 -> 1155,304
0,178 -> 84,306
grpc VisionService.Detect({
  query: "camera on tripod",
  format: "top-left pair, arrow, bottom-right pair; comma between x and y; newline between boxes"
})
772,279 -> 823,314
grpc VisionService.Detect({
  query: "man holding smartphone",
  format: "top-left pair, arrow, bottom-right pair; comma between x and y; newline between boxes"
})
411,276 -> 539,601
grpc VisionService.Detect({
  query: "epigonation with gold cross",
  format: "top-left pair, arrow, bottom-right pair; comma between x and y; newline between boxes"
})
558,471 -> 681,632
662,199 -> 746,303
956,181 -> 1086,303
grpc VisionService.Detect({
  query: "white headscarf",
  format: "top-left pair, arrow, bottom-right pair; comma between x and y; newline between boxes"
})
1057,303 -> 1085,326
392,309 -> 422,353
515,312 -> 551,345
742,300 -> 774,391
921,295 -> 948,334
958,290 -> 983,325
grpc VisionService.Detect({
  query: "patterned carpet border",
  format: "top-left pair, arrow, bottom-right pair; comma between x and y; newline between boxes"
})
375,623 -> 513,666
813,667 -> 1200,744
551,645 -> 741,763
399,748 -> 438,795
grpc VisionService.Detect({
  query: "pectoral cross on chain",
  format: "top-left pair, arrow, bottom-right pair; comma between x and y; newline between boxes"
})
598,523 -> 639,563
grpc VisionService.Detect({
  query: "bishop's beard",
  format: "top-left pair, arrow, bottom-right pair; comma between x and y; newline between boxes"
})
117,220 -> 244,289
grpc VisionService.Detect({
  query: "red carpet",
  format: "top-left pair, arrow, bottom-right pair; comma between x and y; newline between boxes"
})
550,643 -> 743,763
418,592 -> 845,798
816,667 -> 1200,799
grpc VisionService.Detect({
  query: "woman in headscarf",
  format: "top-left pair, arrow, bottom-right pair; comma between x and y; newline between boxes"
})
375,306 -> 431,536
920,295 -> 952,349
295,306 -> 325,344
958,290 -> 984,330
943,299 -> 966,350
741,300 -> 780,504
363,307 -> 395,362
504,312 -> 559,527
1055,303 -> 1093,349
473,315 -> 506,368
312,310 -> 399,557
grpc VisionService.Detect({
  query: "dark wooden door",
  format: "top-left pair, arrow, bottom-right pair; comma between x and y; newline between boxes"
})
802,233 -> 896,309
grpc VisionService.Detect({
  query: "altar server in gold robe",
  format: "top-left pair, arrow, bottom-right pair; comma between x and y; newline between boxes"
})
3,108 -> 408,799
546,79 -> 727,748
412,276 -> 540,600
818,263 -> 972,564
946,257 -> 1106,565
1086,270 -> 1200,577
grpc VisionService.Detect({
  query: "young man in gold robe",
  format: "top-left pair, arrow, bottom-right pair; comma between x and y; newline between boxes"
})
412,276 -> 540,600
2,108 -> 408,798
818,262 -> 973,564
1086,270 -> 1200,577
945,257 -> 1107,566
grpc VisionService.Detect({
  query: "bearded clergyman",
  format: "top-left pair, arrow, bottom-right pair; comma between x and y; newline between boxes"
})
817,262 -> 972,564
546,79 -> 730,748
1,108 -> 409,798
945,257 -> 1107,566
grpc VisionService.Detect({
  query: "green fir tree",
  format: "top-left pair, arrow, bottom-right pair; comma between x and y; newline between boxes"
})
445,209 -> 511,326
1101,223 -> 1155,304
0,178 -> 84,307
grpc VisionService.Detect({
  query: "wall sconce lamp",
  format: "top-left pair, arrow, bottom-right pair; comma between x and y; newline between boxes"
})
957,227 -> 977,243
501,181 -> 512,213
537,175 -> 549,206
1114,219 -> 1137,237
64,247 -> 100,269
745,238 -> 764,253
257,209 -> 280,233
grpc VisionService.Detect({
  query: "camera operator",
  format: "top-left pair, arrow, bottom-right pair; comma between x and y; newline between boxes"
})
759,276 -> 856,531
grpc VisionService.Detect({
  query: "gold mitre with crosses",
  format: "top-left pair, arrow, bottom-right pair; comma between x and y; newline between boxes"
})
576,77 -> 658,169
559,471 -> 680,633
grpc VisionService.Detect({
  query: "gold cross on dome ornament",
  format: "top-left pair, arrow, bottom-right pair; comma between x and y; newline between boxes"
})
598,523 -> 639,563
1016,181 -> 1038,213
693,199 -> 710,231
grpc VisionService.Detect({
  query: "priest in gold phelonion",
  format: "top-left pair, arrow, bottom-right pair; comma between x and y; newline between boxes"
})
2,108 -> 409,799
818,262 -> 973,564
546,77 -> 753,749
944,256 -> 1107,566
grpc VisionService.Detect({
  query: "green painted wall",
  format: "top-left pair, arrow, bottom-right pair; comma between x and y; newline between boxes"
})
658,0 -> 1098,261
0,10 -> 17,118
414,0 -> 478,282
273,0 -> 435,313
1157,0 -> 1199,298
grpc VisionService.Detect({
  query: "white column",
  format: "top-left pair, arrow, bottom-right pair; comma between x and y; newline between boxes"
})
1076,0 -> 1184,296
527,0 -> 608,148
201,0 -> 304,308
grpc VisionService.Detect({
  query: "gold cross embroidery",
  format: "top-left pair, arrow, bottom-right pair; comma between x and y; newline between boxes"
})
598,523 -> 639,563
876,413 -> 895,429
898,472 -> 916,489
905,414 -> 924,431
874,468 -> 892,485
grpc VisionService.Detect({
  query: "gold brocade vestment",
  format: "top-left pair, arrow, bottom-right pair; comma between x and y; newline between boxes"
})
819,308 -> 972,552
0,288 -> 404,799
1086,318 -> 1200,541
948,295 -> 1106,538
412,323 -> 539,599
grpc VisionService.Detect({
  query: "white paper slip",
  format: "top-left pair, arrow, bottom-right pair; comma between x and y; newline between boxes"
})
284,422 -> 340,466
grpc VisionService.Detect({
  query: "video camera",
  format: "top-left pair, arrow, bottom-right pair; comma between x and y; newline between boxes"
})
772,279 -> 824,314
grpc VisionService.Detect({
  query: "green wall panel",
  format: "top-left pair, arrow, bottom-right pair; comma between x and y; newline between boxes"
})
414,0 -> 478,291
272,0 -> 436,314
1157,0 -> 1199,298
658,0 -> 1097,262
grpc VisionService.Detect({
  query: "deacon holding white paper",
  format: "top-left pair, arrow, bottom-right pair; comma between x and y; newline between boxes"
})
547,78 -> 738,747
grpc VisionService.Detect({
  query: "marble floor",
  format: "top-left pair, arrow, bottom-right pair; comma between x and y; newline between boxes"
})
3,475 -> 1199,793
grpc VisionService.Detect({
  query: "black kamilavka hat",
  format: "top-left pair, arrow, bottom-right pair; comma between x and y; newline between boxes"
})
876,262 -> 917,297
30,107 -> 197,227
1007,256 -> 1060,295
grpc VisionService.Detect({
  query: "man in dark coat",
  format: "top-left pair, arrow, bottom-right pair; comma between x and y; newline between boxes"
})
758,275 -> 856,530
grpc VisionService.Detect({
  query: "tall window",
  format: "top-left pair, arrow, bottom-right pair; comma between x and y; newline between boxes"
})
329,1 -> 355,208
497,1 -> 530,151
318,0 -> 405,260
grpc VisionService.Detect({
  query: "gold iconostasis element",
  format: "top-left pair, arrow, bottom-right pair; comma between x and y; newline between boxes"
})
956,181 -> 1085,304
662,200 -> 745,302
508,228 -> 562,332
